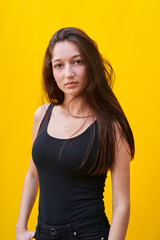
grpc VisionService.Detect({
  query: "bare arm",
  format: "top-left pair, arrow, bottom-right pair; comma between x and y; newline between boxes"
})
16,104 -> 50,239
108,124 -> 131,240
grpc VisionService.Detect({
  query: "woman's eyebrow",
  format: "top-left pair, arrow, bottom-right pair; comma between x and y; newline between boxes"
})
52,54 -> 82,63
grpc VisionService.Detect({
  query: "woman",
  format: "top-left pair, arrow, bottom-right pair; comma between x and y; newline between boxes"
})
16,27 -> 135,240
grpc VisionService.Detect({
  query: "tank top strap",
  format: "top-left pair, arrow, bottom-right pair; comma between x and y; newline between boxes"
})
37,104 -> 54,137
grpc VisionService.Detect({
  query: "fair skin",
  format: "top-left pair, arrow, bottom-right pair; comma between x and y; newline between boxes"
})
16,104 -> 48,240
108,127 -> 131,240
50,40 -> 96,137
16,40 -> 130,240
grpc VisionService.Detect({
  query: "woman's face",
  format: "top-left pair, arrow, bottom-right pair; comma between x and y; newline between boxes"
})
51,40 -> 88,98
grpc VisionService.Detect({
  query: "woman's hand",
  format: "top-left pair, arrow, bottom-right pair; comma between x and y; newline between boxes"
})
16,228 -> 35,240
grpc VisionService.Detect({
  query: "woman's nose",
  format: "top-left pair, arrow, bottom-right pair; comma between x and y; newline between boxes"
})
64,64 -> 74,78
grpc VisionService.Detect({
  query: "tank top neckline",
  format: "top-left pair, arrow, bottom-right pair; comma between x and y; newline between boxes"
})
45,104 -> 97,141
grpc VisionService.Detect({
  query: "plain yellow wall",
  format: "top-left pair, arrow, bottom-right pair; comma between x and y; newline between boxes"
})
1,0 -> 160,239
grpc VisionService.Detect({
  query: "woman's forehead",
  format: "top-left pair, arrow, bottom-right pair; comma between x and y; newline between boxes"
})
52,41 -> 81,61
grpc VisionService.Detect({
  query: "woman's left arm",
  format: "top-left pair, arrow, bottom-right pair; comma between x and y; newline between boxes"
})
108,126 -> 131,240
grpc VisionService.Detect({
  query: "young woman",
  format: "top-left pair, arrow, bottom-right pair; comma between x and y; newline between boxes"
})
16,27 -> 135,240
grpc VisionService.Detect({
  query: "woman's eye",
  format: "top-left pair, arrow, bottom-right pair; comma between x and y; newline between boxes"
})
54,64 -> 62,69
75,60 -> 82,64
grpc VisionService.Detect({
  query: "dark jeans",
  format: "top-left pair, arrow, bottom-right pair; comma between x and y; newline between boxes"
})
33,213 -> 110,240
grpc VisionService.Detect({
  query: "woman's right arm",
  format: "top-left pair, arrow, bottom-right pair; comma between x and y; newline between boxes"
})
16,104 -> 50,240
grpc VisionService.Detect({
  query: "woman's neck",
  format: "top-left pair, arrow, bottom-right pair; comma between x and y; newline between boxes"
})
59,96 -> 92,118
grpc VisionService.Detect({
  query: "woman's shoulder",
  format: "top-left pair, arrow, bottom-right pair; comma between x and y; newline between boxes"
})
34,103 -> 51,123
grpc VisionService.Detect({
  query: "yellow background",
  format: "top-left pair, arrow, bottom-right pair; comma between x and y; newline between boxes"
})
1,0 -> 160,239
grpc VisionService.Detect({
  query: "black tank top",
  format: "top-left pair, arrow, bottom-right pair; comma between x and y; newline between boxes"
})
32,104 -> 107,225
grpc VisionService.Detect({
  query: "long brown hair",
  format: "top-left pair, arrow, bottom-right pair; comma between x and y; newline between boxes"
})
41,27 -> 135,176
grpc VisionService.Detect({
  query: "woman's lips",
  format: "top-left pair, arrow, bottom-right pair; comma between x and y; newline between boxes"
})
65,82 -> 78,87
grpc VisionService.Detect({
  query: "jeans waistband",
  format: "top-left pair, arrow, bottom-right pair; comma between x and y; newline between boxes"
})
36,213 -> 110,240
36,212 -> 110,234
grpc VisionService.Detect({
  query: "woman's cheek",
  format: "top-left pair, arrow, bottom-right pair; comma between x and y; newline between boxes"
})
53,70 -> 63,81
52,70 -> 56,79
